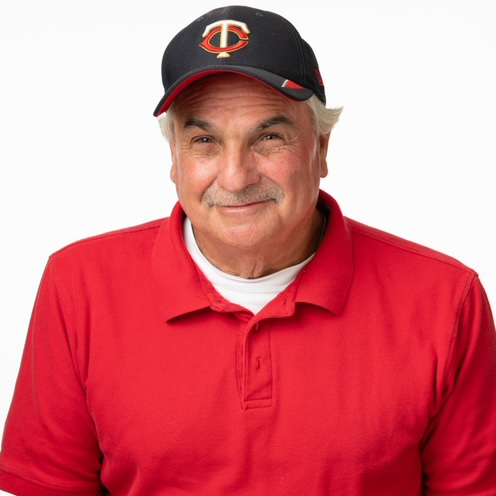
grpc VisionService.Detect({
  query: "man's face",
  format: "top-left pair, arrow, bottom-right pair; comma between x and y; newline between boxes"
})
169,74 -> 329,268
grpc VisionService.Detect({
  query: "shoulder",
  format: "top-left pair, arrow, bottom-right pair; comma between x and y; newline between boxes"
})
53,218 -> 165,254
319,190 -> 476,283
346,218 -> 477,289
48,218 -> 169,274
346,217 -> 475,275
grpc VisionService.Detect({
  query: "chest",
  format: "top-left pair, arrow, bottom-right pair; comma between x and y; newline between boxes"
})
83,304 -> 435,494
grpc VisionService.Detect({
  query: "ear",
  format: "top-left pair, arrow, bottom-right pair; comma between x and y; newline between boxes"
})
169,143 -> 177,184
319,133 -> 330,178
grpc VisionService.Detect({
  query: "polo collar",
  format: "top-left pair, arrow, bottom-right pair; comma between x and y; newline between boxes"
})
294,190 -> 354,315
152,190 -> 354,321
152,202 -> 212,322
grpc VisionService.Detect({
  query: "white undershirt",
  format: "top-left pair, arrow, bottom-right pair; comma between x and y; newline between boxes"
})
183,218 -> 315,314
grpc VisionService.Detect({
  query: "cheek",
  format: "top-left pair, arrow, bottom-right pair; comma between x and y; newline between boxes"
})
173,158 -> 218,201
284,147 -> 321,182
279,154 -> 322,203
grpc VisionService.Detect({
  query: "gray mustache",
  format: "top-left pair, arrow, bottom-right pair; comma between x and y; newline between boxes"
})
203,182 -> 284,207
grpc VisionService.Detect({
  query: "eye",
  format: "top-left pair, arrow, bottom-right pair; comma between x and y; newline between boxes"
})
261,133 -> 282,141
192,136 -> 213,144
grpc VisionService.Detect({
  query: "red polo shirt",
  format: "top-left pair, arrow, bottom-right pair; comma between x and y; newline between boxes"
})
1,191 -> 495,495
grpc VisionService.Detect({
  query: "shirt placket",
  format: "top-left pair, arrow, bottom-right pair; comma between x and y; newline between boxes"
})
237,318 -> 273,410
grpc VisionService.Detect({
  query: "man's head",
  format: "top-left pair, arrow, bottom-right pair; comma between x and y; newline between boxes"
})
166,73 -> 330,276
155,6 -> 341,276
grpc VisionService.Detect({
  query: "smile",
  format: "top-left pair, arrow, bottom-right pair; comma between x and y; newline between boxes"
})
214,200 -> 273,212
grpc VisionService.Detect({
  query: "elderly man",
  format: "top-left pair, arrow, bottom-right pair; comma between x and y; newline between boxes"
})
1,5 -> 495,496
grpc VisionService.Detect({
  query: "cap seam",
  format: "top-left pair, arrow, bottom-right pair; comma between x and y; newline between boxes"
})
282,18 -> 309,87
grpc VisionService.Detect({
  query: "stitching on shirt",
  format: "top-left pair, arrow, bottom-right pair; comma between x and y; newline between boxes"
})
236,323 -> 244,405
47,259 -> 102,428
442,272 -> 477,398
51,220 -> 164,256
267,321 -> 274,399
47,262 -> 87,395
349,222 -> 476,275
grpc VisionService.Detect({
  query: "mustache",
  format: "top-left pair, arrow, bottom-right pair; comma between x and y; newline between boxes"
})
202,181 -> 284,208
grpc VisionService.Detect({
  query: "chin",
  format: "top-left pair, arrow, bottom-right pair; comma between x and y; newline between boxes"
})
219,227 -> 275,250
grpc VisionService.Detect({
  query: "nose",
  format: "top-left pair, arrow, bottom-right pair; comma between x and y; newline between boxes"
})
216,145 -> 260,193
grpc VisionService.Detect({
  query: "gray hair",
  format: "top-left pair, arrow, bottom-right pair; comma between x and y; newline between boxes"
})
158,94 -> 342,143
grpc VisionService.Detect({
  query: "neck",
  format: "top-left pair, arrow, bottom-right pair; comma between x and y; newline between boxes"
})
192,209 -> 325,279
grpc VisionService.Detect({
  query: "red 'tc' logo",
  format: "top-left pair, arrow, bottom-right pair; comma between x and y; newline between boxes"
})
200,20 -> 250,58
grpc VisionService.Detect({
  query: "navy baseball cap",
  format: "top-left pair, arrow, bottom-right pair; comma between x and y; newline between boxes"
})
153,5 -> 326,116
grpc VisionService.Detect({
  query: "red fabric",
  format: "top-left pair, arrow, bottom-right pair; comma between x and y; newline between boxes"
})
1,190 -> 495,495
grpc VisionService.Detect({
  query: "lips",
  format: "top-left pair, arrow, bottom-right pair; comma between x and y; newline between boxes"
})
219,199 -> 273,208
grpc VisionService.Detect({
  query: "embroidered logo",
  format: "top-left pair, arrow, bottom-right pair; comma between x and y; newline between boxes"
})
200,20 -> 250,59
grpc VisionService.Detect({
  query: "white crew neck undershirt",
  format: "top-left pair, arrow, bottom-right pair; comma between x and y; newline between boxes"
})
183,218 -> 315,314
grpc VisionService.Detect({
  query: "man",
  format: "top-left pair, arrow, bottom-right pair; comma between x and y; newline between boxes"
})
0,5 -> 495,495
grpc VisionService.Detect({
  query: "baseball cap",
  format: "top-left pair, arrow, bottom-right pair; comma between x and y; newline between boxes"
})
153,5 -> 326,116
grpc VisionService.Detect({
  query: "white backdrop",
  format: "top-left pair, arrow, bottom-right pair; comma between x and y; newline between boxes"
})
1,1 -> 495,491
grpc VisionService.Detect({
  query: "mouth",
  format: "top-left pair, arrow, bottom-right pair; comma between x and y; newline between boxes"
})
207,197 -> 278,208
219,200 -> 270,208
213,200 -> 275,213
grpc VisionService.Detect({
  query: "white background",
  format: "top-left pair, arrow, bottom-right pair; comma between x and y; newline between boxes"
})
0,0 -> 495,492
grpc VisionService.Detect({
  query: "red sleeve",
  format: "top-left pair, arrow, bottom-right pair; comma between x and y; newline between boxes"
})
0,259 -> 104,496
421,276 -> 496,494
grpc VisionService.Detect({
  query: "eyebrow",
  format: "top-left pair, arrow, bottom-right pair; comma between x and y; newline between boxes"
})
183,118 -> 213,132
182,115 -> 294,133
255,116 -> 295,131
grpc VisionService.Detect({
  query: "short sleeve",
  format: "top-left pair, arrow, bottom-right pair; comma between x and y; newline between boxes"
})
421,276 -> 496,493
0,259 -> 104,496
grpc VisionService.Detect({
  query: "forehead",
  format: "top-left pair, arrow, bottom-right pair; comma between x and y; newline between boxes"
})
172,73 -> 310,122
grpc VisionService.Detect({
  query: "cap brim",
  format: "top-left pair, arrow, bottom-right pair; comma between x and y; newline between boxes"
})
153,66 -> 314,116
